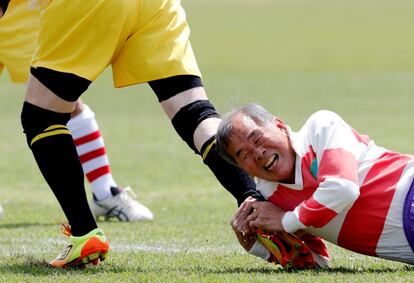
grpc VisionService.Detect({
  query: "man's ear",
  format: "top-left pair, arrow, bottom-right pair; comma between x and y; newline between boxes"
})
274,117 -> 286,130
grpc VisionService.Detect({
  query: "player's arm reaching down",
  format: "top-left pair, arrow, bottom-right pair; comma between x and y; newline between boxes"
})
232,197 -> 330,269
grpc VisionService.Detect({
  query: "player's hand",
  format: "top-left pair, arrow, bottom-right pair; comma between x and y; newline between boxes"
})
231,196 -> 257,251
248,201 -> 286,234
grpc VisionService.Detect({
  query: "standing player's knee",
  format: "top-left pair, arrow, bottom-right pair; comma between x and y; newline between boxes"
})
149,75 -> 218,154
171,100 -> 220,153
21,102 -> 71,148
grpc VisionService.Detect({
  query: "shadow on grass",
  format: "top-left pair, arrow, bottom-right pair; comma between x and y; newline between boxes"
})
210,265 -> 414,274
0,256 -> 108,276
1,259 -> 413,276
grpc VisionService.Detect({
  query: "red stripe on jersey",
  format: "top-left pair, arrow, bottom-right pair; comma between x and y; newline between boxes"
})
300,234 -> 330,259
73,131 -> 101,146
301,146 -> 319,190
79,148 -> 106,163
298,197 -> 337,228
86,165 -> 111,183
268,184 -> 315,211
318,148 -> 358,184
351,127 -> 370,145
337,151 -> 410,256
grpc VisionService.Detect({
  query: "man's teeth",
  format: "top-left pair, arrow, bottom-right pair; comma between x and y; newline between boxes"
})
264,154 -> 279,171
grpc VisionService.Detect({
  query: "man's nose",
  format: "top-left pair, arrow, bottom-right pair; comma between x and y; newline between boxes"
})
253,147 -> 265,161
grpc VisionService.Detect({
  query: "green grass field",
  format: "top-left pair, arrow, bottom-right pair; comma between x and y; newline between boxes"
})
1,0 -> 414,282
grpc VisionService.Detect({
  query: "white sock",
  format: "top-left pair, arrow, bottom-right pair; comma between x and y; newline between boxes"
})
67,104 -> 117,201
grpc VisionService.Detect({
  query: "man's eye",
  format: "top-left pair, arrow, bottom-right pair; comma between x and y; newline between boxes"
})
255,134 -> 263,145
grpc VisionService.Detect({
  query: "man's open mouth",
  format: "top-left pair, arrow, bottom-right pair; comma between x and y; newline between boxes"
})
264,154 -> 279,172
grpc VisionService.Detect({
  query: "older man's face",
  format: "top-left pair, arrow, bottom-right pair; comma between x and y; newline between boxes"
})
226,113 -> 296,183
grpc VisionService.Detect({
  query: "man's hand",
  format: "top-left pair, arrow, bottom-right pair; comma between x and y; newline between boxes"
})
0,7 -> 3,18
231,196 -> 258,251
248,201 -> 287,234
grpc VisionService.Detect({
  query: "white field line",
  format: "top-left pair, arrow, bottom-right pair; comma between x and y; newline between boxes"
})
0,238 -> 383,266
0,238 -> 244,256
0,238 -> 371,262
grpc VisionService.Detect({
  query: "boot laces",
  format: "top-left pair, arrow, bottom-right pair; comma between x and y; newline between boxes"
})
60,223 -> 72,236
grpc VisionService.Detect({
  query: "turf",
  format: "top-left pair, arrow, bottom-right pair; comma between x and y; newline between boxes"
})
1,0 -> 414,282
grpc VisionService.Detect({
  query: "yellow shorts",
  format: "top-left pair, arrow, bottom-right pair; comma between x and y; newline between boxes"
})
0,0 -> 49,83
33,0 -> 201,88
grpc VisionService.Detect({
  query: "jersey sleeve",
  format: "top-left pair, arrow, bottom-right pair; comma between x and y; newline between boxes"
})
283,110 -> 364,233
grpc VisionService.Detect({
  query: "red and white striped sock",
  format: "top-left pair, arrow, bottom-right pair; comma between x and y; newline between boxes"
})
67,104 -> 117,201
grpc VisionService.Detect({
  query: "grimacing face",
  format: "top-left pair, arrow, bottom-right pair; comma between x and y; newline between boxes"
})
225,113 -> 296,183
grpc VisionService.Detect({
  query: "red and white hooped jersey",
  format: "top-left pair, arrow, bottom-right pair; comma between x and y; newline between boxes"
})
256,110 -> 414,264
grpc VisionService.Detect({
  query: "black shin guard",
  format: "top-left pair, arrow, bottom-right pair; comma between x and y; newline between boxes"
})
201,137 -> 264,206
171,100 -> 219,153
21,102 -> 97,236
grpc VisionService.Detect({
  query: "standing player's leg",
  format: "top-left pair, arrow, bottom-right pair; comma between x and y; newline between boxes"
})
21,71 -> 109,268
149,76 -> 264,205
18,0 -> 144,267
1,0 -> 151,223
68,99 -> 153,221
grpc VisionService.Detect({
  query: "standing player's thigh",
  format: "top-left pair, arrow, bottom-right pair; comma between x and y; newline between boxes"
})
112,0 -> 201,88
32,0 -> 137,82
0,33 -> 37,83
